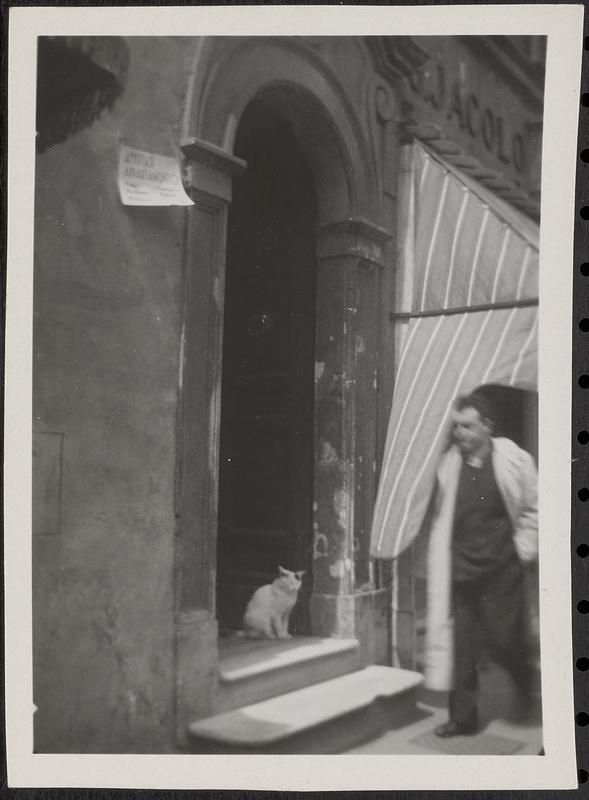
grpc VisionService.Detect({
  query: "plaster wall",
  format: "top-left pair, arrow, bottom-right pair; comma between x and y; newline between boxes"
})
32,36 -> 196,753
32,34 -> 402,752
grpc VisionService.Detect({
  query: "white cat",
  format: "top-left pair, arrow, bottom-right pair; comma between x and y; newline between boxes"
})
243,566 -> 304,639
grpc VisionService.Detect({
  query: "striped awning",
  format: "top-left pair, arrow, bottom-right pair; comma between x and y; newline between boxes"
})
370,144 -> 539,560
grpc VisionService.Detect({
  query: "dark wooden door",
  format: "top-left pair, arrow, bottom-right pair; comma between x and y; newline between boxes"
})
216,101 -> 317,633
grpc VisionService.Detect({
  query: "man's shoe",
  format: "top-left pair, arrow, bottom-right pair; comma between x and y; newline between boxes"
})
434,720 -> 478,737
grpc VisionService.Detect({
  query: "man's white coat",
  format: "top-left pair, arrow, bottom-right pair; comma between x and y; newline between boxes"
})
424,437 -> 539,691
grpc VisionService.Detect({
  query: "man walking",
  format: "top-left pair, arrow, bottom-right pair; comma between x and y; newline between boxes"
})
424,392 -> 538,737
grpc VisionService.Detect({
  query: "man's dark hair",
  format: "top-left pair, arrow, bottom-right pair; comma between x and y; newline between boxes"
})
454,391 -> 496,426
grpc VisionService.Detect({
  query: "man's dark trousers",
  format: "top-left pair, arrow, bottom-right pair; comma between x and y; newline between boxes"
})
449,557 -> 531,727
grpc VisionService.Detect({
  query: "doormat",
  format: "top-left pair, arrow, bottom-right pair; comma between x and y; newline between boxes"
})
410,729 -> 524,755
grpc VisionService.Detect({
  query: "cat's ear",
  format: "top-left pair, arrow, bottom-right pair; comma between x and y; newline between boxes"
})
295,571 -> 305,579
278,565 -> 289,575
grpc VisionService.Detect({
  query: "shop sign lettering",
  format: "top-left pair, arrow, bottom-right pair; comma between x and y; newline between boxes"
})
406,64 -> 528,178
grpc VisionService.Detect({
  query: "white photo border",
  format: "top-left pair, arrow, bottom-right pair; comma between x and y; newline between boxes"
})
5,4 -> 583,790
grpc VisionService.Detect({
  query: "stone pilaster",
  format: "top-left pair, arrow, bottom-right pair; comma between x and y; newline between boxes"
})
310,218 -> 391,653
174,138 -> 245,741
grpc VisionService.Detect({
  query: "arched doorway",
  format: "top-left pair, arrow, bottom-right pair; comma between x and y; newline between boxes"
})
175,40 -> 392,728
216,99 -> 318,633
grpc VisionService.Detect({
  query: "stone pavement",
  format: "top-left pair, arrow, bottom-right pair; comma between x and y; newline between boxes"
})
346,661 -> 543,755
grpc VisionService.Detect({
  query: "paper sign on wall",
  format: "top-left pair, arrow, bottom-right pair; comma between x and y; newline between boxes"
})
118,144 -> 194,206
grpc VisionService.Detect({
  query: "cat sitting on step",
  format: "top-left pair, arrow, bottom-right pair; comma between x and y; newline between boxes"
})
243,566 -> 304,639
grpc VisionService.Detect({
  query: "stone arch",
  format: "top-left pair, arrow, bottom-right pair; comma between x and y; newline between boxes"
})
175,37 -> 393,733
182,36 -> 380,225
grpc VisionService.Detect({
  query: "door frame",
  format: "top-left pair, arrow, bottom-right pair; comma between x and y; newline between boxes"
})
173,37 -> 394,738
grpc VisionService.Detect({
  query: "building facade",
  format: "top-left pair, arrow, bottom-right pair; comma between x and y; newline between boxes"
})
32,35 -> 544,752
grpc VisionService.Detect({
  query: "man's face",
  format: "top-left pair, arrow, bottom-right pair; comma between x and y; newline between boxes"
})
452,406 -> 492,455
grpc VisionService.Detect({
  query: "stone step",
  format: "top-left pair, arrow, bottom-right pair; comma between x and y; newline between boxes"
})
188,665 -> 424,754
216,635 -> 362,712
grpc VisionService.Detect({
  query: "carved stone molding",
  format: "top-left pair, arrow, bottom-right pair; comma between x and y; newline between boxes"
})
375,81 -> 396,123
181,137 -> 247,175
181,137 -> 246,202
316,218 -> 392,265
367,36 -> 431,83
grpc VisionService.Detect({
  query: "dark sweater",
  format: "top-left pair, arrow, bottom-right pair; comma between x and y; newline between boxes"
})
452,453 -> 518,583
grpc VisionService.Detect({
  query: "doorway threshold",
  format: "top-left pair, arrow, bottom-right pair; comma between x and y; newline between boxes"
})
216,635 -> 361,713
